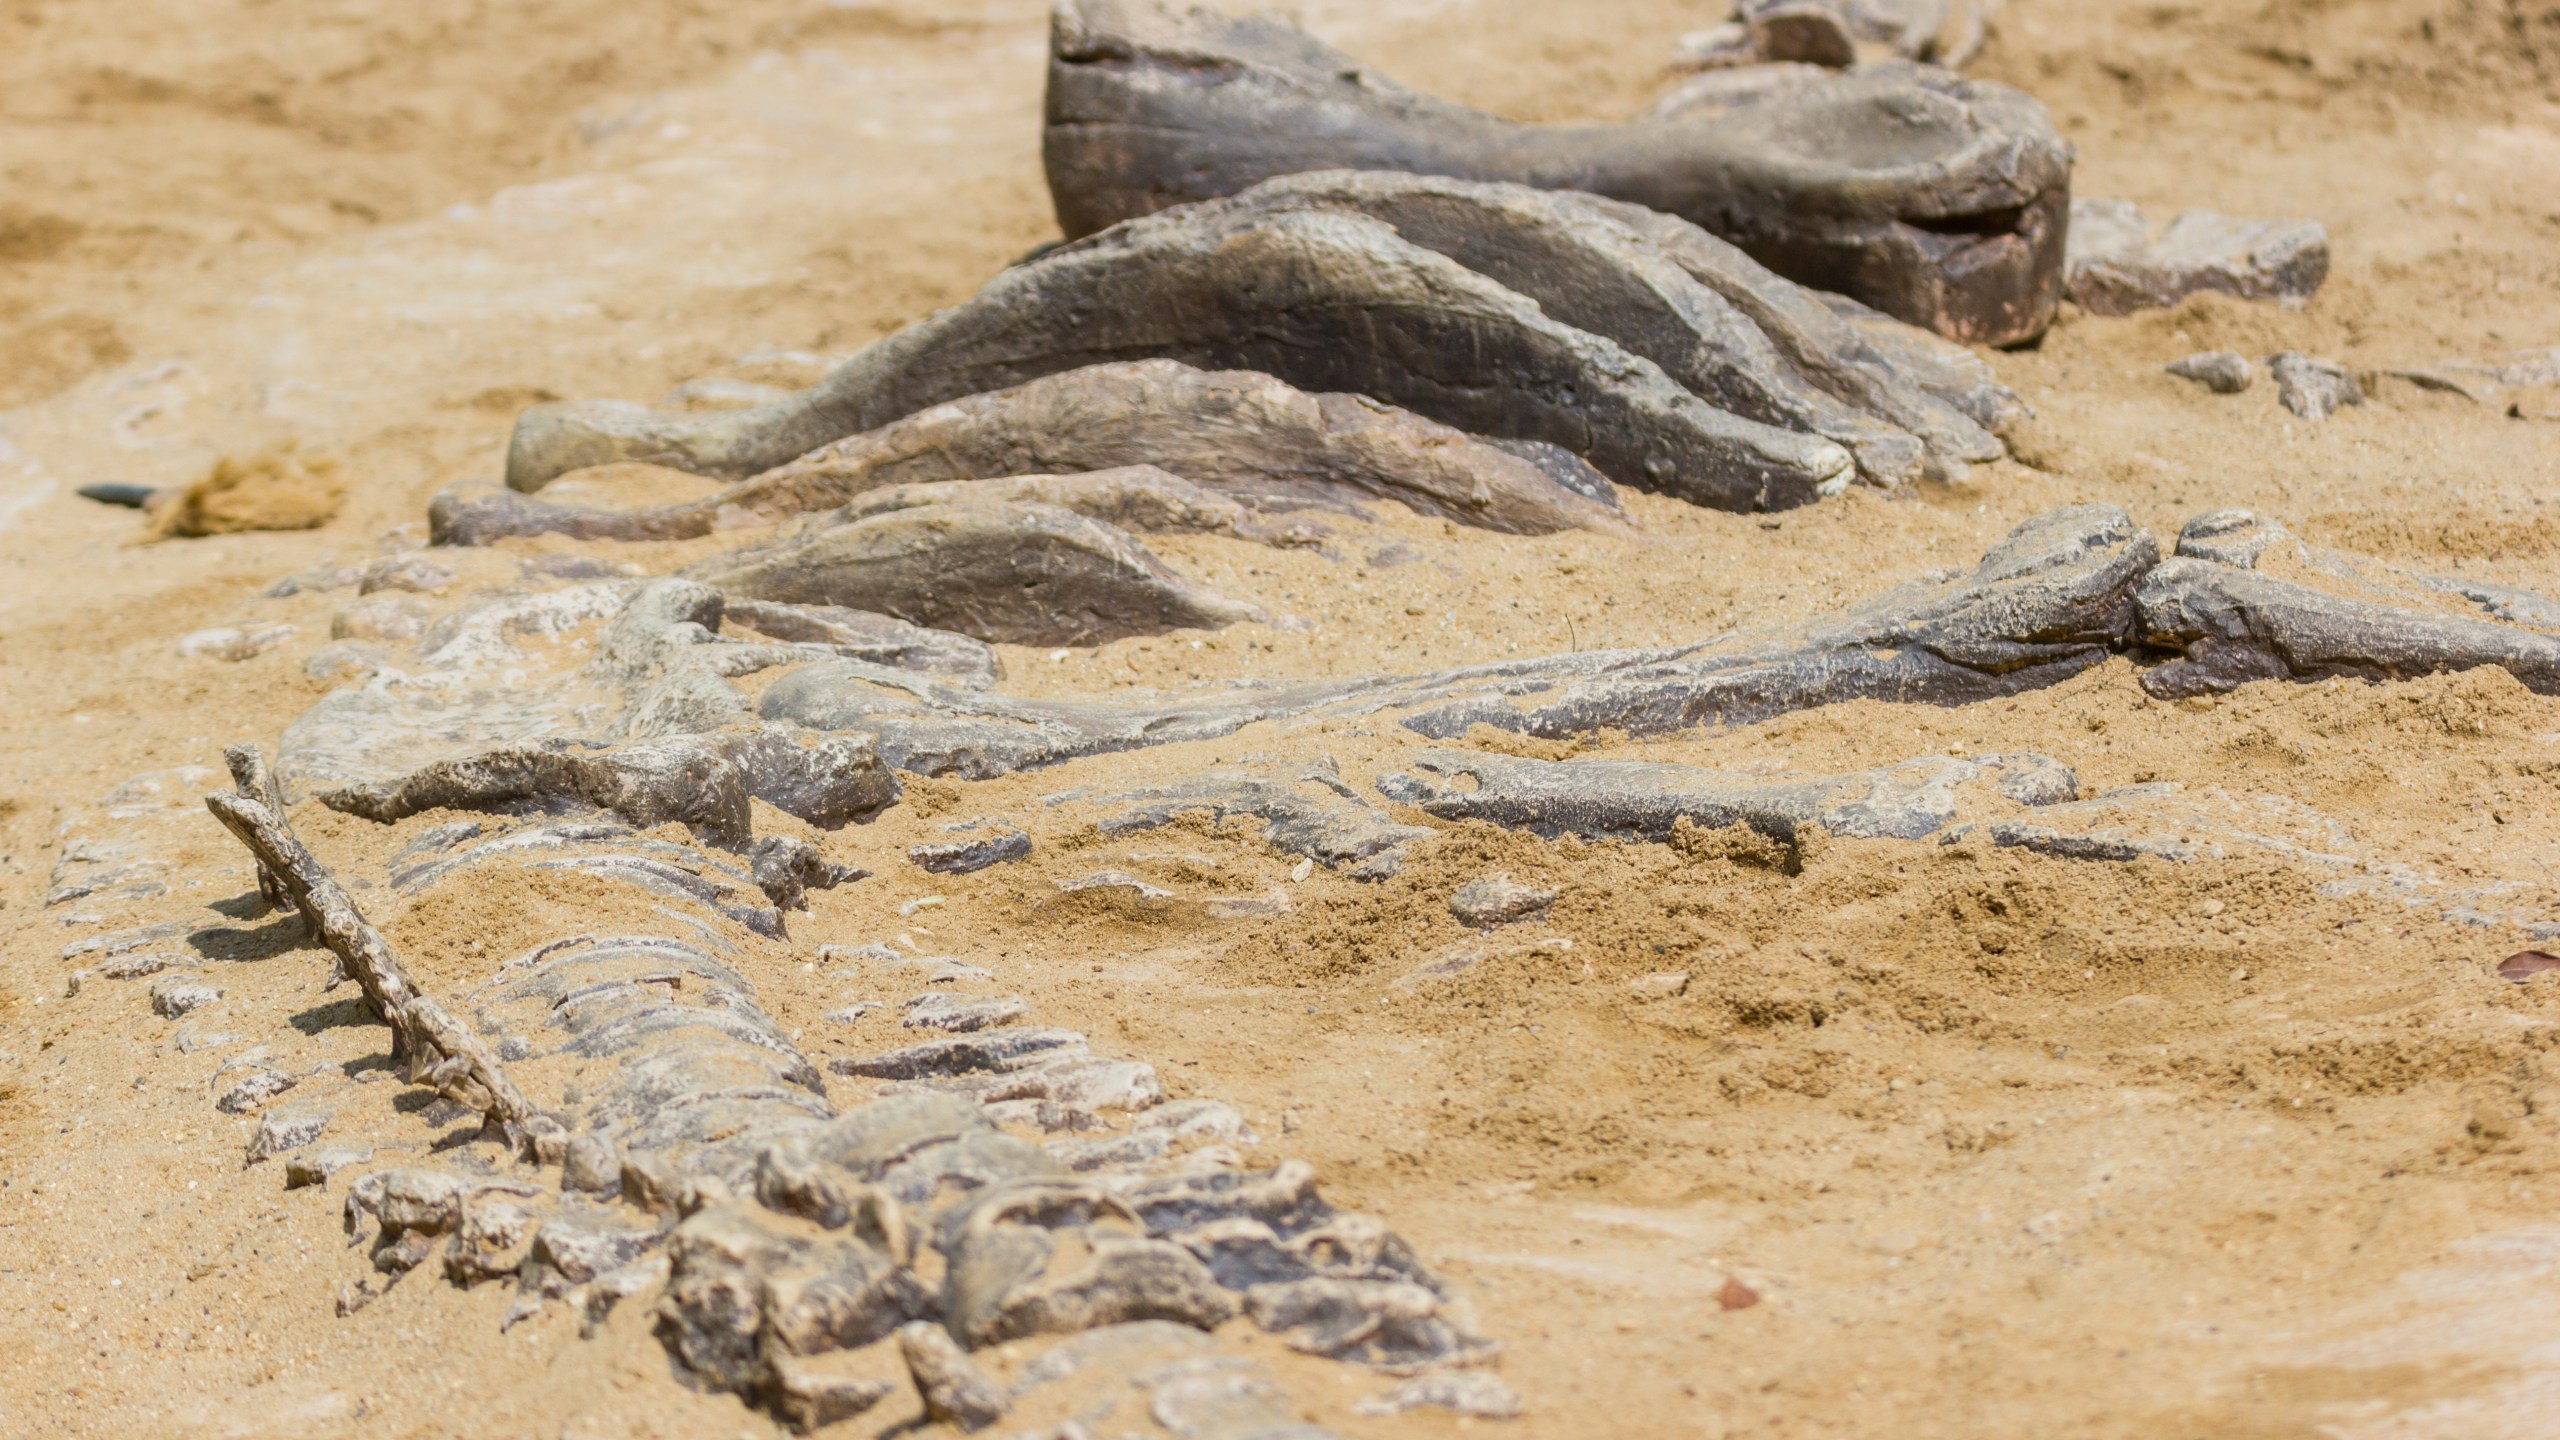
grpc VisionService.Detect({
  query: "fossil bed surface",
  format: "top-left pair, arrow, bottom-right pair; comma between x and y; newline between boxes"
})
6,1 -> 2560,1437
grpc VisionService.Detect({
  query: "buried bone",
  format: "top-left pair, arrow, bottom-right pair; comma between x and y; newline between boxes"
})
1681,0 -> 2004,70
2064,199 -> 2330,316
504,194 -> 1859,509
2135,511 -> 2560,699
1044,1 -> 2070,344
450,361 -> 1626,540
759,505 -> 2158,779
688,502 -> 1262,647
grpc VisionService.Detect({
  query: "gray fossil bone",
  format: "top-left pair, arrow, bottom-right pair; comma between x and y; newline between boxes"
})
1044,0 -> 2071,344
2063,198 -> 2331,316
718,600 -> 1000,690
1383,747 -> 2077,863
688,501 -> 1262,647
505,194 -> 1859,510
1680,0 -> 2003,70
2135,511 -> 2560,699
460,361 -> 1627,538
1207,171 -> 2009,485
758,503 -> 2157,778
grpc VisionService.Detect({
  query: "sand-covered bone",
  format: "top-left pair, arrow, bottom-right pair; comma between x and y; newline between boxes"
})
813,467 -> 1336,548
506,196 -> 1858,510
1385,747 -> 2077,861
713,600 -> 1000,689
312,726 -> 897,844
1081,760 -> 1433,878
689,501 -> 1261,647
1681,0 -> 2004,70
459,362 -> 1625,538
1045,0 -> 2071,343
760,505 -> 2158,777
2136,511 -> 2560,699
2064,198 -> 2331,315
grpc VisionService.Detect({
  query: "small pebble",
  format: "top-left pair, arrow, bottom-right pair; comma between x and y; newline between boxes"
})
2166,351 -> 2253,394
149,977 -> 223,1019
1449,873 -> 1557,928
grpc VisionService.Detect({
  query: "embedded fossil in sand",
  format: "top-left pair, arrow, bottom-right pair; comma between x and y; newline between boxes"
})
444,363 -> 1627,543
502,173 -> 2030,509
2135,511 -> 2560,699
185,738 -> 1493,1433
2063,198 -> 2331,316
1043,0 -> 2071,344
1678,0 -> 2006,71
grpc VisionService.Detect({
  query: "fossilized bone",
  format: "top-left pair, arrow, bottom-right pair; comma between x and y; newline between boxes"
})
206,733 -> 1490,1430
687,500 -> 1264,647
1044,0 -> 2070,343
446,362 -> 1629,542
1680,0 -> 2005,71
2135,511 -> 2560,699
506,190 -> 1861,509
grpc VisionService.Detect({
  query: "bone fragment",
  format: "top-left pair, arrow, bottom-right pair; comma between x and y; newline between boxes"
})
690,502 -> 1262,647
2135,511 -> 2560,698
1045,1 -> 2069,343
720,600 -> 1001,688
2167,352 -> 2253,394
2064,199 -> 2330,315
897,1321 -> 1010,1431
2269,352 -> 2362,421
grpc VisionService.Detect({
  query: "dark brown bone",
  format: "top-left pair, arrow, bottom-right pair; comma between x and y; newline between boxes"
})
1043,1 -> 2070,343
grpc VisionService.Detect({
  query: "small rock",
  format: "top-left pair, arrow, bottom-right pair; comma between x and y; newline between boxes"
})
1449,873 -> 1557,928
302,640 -> 388,683
561,1135 -> 621,1195
358,554 -> 456,594
284,1146 -> 372,1189
177,624 -> 296,662
246,1110 -> 330,1164
1058,870 -> 1175,902
2166,351 -> 2253,394
174,1028 -> 241,1055
2270,352 -> 2363,420
1718,1277 -> 1763,1311
898,1321 -> 1009,1431
1353,1370 -> 1525,1419
215,1068 -> 296,1114
2498,950 -> 2560,984
769,1353 -> 896,1433
100,950 -> 185,981
149,976 -> 223,1018
825,1001 -> 885,1024
2064,198 -> 2330,314
331,593 -> 433,643
1136,1099 -> 1258,1144
1630,970 -> 1692,999
903,993 -> 1028,1033
908,819 -> 1033,875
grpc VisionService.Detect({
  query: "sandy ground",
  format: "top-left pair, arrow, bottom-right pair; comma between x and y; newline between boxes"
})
5,0 -> 2560,1435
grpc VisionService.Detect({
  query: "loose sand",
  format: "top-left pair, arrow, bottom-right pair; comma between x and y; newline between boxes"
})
4,1 -> 2560,1436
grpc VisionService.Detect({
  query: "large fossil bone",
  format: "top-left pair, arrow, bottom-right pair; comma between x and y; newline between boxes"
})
1044,0 -> 2071,343
505,192 -> 1859,510
2135,511 -> 2560,699
443,362 -> 1628,543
